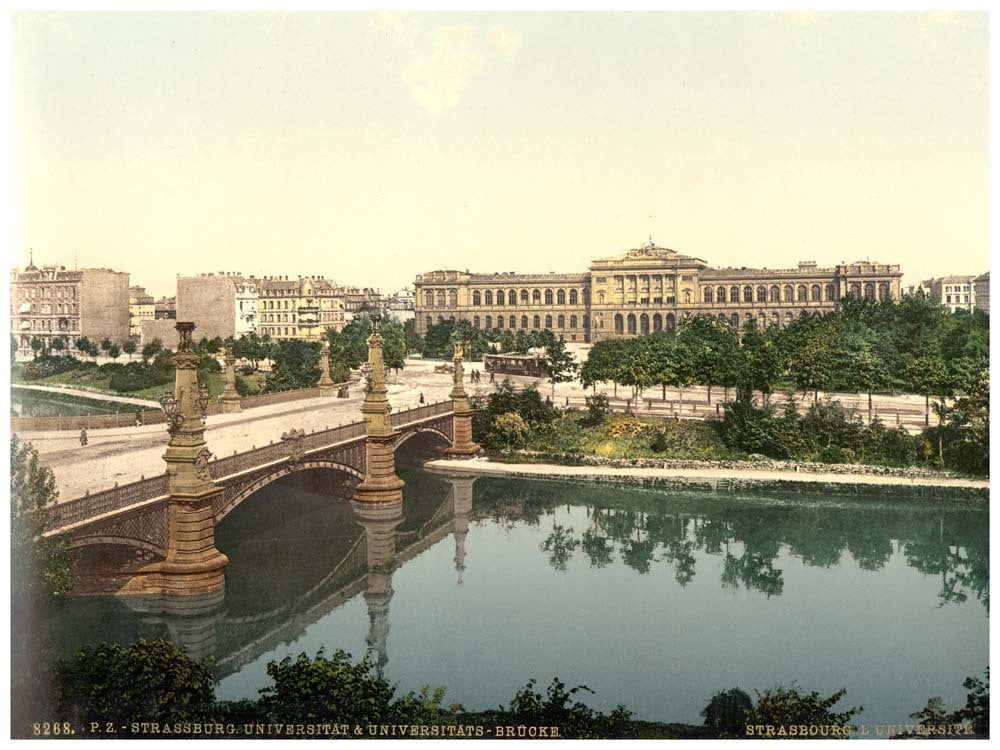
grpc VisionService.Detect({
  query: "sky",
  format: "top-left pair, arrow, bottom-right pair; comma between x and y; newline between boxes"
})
9,11 -> 990,298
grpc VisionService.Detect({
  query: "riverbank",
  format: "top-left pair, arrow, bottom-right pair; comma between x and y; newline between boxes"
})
424,456 -> 989,500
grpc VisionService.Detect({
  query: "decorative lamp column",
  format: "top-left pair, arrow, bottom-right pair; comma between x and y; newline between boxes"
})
317,339 -> 336,396
446,342 -> 481,457
353,310 -> 404,503
146,322 -> 228,595
221,340 -> 242,413
352,498 -> 403,672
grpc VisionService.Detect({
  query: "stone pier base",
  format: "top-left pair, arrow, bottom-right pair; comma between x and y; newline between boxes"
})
353,434 -> 405,503
446,410 -> 481,458
138,492 -> 228,596
221,396 -> 242,413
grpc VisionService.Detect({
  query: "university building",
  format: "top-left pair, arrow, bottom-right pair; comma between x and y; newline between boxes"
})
414,242 -> 902,342
10,260 -> 129,355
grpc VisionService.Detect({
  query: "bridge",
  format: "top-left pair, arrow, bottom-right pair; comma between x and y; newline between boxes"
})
43,315 -> 481,598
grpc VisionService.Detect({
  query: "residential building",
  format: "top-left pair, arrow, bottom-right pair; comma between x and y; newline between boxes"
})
175,272 -> 259,341
128,286 -> 156,339
339,286 -> 382,323
384,287 -> 415,324
256,275 -> 346,341
973,272 -> 989,314
10,260 -> 129,355
414,241 -> 903,342
154,296 -> 176,319
925,276 -> 976,313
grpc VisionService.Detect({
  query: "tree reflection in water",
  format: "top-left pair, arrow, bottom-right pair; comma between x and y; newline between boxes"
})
472,477 -> 988,608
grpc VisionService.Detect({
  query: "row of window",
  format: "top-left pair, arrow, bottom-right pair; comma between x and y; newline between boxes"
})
702,282 -> 890,304
15,286 -> 78,300
426,314 -> 590,331
424,288 -> 592,308
16,303 -> 80,315
19,318 -> 74,332
612,310 -> 812,335
946,295 -> 971,305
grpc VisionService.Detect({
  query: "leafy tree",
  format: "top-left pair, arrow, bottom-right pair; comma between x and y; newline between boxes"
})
679,316 -> 739,403
141,338 -> 163,363
30,336 -> 42,358
745,685 -> 861,736
501,678 -> 635,740
99,338 -> 112,354
266,339 -> 322,391
11,333 -> 19,364
584,393 -> 610,425
738,321 -> 783,403
701,688 -> 754,738
906,668 -> 988,738
107,343 -> 121,361
57,640 -> 216,727
50,336 -> 65,353
783,316 -> 833,404
122,339 -> 136,361
493,412 -> 529,451
544,335 -> 577,398
10,435 -> 72,598
75,336 -> 91,359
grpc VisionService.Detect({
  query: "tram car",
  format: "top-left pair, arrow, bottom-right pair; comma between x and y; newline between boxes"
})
482,353 -> 550,378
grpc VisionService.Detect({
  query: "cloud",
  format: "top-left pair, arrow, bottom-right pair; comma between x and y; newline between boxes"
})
402,23 -> 486,116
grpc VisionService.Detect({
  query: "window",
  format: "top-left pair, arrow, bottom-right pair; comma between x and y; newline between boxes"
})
509,315 -> 516,328
508,290 -> 516,306
704,287 -> 714,303
797,285 -> 807,302
545,315 -> 553,329
474,316 -> 481,328
569,289 -> 578,305
757,286 -> 767,302
683,290 -> 691,303
558,315 -> 565,328
533,289 -> 541,304
533,315 -> 540,329
770,285 -> 780,302
436,290 -> 446,307
545,289 -> 553,305
485,290 -> 493,305
743,286 -> 753,303
473,290 -> 481,306
448,290 -> 458,307
557,289 -> 566,305
521,315 -> 528,329
730,286 -> 739,303
811,285 -> 821,302
520,290 -> 529,304
497,316 -> 504,328
825,284 -> 835,301
570,315 -> 577,328
496,289 -> 505,306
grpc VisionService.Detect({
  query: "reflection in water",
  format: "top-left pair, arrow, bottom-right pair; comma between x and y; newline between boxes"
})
40,469 -> 988,728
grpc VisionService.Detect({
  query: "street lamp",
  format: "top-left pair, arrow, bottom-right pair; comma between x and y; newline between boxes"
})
160,392 -> 181,436
198,385 -> 210,418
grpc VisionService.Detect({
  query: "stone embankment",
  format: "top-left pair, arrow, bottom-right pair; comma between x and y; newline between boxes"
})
426,454 -> 988,501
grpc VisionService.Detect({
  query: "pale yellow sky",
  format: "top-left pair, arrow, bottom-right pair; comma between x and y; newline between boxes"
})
10,11 -> 989,297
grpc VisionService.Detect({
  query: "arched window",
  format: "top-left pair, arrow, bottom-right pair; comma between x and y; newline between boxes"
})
714,286 -> 724,305
864,283 -> 875,300
545,289 -> 554,305
426,316 -> 432,329
627,314 -> 637,335
743,286 -> 753,303
614,314 -> 624,334
557,289 -> 566,305
810,285 -> 821,302
718,313 -> 727,323
703,287 -> 714,303
850,283 -> 861,298
784,312 -> 793,325
473,316 -> 480,328
569,289 -> 578,305
758,311 -> 767,327
652,313 -> 662,332
640,314 -> 649,335
472,290 -> 481,306
520,290 -> 529,304
437,291 -> 446,308
521,315 -> 528,329
771,311 -> 779,327
497,315 -> 504,328
509,315 -> 516,328
665,313 -> 675,331
557,315 -> 565,328
731,312 -> 739,327
757,286 -> 767,302
878,283 -> 890,301
448,290 -> 458,307
485,315 -> 492,329
784,285 -> 793,302
424,291 -> 434,307
797,285 -> 807,302
496,289 -> 505,306
484,290 -> 493,305
532,289 -> 541,304
730,286 -> 739,303
570,315 -> 577,328
825,284 -> 835,301
533,315 -> 540,329
508,290 -> 516,306
545,314 -> 553,329
770,285 -> 780,302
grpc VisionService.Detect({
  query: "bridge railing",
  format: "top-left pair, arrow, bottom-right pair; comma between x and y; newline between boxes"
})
45,400 -> 456,533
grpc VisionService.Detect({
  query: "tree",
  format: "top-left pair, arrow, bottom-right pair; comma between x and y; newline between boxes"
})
75,336 -> 91,359
738,321 -> 783,403
544,335 -> 577,398
783,317 -> 833,404
122,339 -> 137,361
679,316 -> 739,404
492,412 -> 529,451
141,338 -> 163,363
50,336 -> 65,354
616,338 -> 655,413
701,688 -> 753,738
30,336 -> 42,358
99,338 -> 112,355
745,685 -> 861,736
108,343 -> 122,361
266,339 -> 322,391
10,435 -> 72,598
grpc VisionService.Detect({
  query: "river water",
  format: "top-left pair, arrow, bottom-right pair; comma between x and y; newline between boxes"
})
39,467 -> 988,730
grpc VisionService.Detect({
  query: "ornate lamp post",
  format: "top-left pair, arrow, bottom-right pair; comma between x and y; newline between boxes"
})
145,321 -> 228,595
445,341 -> 481,457
221,340 -> 242,413
353,309 -> 404,504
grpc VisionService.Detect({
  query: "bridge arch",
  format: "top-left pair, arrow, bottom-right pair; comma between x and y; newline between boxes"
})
394,427 -> 451,452
216,460 -> 365,522
70,535 -> 167,558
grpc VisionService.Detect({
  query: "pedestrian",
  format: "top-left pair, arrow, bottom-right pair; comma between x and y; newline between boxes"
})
489,370 -> 495,384
470,369 -> 475,383
565,396 -> 569,407
135,410 -> 143,427
80,428 -> 88,446
419,392 -> 425,404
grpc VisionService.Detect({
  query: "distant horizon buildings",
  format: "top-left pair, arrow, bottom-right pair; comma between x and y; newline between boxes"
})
910,274 -> 991,314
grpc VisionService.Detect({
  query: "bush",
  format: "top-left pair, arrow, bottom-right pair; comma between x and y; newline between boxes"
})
745,685 -> 861,736
584,393 -> 610,425
109,362 -> 173,393
701,688 -> 753,738
20,355 -> 81,381
492,412 -> 529,451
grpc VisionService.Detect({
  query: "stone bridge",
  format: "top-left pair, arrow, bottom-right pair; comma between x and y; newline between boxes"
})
43,400 -> 457,556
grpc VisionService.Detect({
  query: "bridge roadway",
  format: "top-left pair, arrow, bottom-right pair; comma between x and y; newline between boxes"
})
22,359 -> 481,504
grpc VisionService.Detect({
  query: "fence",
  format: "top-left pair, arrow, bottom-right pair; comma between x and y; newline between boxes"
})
13,383 -> 349,433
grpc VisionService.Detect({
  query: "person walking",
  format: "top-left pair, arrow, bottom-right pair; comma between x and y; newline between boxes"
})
79,428 -> 88,447
489,370 -> 495,384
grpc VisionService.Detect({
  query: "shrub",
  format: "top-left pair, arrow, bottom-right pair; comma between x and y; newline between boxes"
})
745,685 -> 860,735
493,412 -> 529,451
701,688 -> 753,738
20,355 -> 81,381
584,393 -> 610,425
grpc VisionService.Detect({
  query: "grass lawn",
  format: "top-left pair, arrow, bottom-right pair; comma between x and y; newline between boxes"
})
524,411 -> 745,461
11,365 -> 229,401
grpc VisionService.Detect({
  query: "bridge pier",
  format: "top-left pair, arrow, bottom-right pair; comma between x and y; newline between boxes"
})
445,342 -> 481,458
450,476 -> 475,584
140,323 -> 228,596
354,310 -> 405,504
